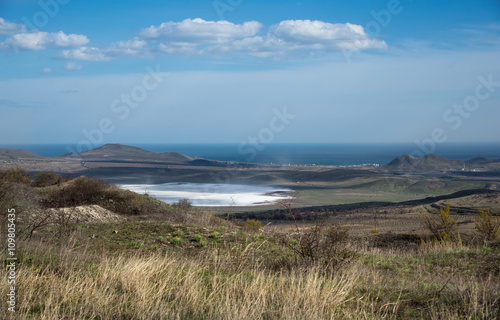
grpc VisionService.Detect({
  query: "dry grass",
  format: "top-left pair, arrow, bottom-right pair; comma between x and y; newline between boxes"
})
2,224 -> 499,319
1,175 -> 499,319
2,240 -> 356,320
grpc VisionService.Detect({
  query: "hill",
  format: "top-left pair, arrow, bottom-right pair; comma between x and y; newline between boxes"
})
64,143 -> 193,164
383,153 -> 464,171
0,148 -> 46,161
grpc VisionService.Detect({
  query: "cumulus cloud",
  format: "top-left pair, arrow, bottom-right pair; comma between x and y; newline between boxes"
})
0,18 -> 26,35
63,62 -> 82,71
140,18 -> 262,43
38,67 -> 53,74
141,18 -> 386,58
269,20 -> 387,51
55,47 -> 111,61
213,20 -> 387,57
2,30 -> 89,51
0,17 -> 386,62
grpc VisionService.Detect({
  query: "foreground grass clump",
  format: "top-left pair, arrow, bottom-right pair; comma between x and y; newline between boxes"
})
3,241 -> 355,320
2,220 -> 500,319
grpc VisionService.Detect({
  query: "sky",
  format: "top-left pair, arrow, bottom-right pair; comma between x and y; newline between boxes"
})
0,0 -> 499,147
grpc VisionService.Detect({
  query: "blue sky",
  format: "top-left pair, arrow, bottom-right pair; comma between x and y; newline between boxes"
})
0,0 -> 499,146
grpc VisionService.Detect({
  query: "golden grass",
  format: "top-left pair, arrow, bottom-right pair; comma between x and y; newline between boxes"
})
2,240 -> 358,320
2,233 -> 499,320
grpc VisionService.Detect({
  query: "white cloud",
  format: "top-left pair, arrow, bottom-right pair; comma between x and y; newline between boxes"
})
0,17 -> 386,62
265,20 -> 387,53
38,67 -> 53,74
106,38 -> 147,56
63,62 -> 82,71
143,19 -> 386,58
55,47 -> 111,61
140,18 -> 262,43
158,42 -> 199,55
56,38 -> 149,61
0,18 -> 26,35
2,30 -> 89,51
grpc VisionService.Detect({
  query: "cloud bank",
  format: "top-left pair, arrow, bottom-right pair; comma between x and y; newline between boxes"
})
0,17 -> 386,61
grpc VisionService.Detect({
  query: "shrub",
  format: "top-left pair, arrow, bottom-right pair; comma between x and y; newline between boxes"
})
209,232 -> 220,239
0,167 -> 31,184
245,219 -> 262,232
193,234 -> 202,242
47,176 -> 111,207
475,208 -> 500,241
33,172 -> 59,187
173,198 -> 192,211
172,237 -> 183,245
280,220 -> 351,270
173,230 -> 184,237
44,176 -> 160,216
420,204 -> 457,242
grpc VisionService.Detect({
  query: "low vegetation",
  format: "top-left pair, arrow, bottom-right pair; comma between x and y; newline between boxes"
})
1,170 -> 499,319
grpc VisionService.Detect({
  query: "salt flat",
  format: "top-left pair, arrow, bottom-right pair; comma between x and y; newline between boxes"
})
120,182 -> 293,206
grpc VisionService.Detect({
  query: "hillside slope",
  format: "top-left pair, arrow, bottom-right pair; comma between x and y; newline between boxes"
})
65,143 -> 193,163
383,153 -> 464,171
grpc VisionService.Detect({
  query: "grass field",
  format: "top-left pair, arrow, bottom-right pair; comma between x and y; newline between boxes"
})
1,170 -> 500,319
2,215 -> 499,319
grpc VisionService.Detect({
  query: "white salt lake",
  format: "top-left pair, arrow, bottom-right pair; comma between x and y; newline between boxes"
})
119,182 -> 293,206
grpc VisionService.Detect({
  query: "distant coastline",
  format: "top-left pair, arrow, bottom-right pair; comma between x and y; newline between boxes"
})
1,142 -> 499,166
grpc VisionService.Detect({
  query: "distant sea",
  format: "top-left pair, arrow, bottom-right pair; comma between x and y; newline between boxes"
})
1,142 -> 499,166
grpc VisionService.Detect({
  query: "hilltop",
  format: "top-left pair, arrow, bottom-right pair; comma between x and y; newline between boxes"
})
0,148 -> 46,161
65,143 -> 193,163
383,153 -> 464,171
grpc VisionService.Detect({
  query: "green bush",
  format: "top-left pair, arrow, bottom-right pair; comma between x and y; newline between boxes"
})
172,237 -> 183,245
173,230 -> 184,237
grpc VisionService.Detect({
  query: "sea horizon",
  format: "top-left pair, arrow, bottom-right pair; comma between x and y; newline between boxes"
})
1,142 -> 499,166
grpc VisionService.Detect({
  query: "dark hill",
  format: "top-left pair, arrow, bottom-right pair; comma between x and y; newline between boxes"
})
0,149 -> 45,160
66,144 -> 193,164
383,153 -> 463,171
466,157 -> 500,165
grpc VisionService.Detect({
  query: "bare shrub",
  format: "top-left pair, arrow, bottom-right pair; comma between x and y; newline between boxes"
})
22,207 -> 78,240
173,198 -> 192,211
32,171 -> 59,187
47,176 -> 111,207
280,220 -> 352,270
